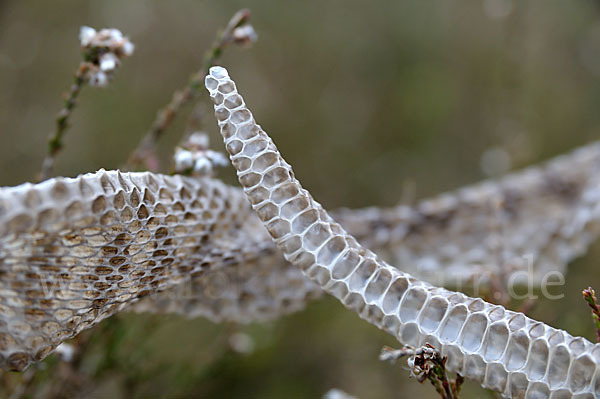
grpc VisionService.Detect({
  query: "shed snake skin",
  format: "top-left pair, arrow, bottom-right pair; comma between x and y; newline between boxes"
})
0,65 -> 600,397
204,66 -> 600,398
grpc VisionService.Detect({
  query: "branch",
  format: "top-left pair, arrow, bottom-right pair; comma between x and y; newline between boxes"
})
38,27 -> 134,181
380,344 -> 463,399
124,9 -> 256,171
583,287 -> 600,342
38,64 -> 89,181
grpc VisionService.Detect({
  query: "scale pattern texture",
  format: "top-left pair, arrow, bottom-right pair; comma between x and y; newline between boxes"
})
1,80 -> 600,389
341,141 -> 600,287
141,139 -> 600,321
132,248 -> 321,322
205,66 -> 600,398
0,170 -> 321,370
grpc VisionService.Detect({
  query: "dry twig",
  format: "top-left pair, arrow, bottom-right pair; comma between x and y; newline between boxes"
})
125,9 -> 256,171
380,343 -> 463,399
583,287 -> 600,342
38,27 -> 133,181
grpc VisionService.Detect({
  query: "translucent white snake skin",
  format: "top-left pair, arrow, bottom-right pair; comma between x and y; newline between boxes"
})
139,137 -> 600,321
335,140 -> 600,288
0,75 -> 600,396
205,66 -> 600,398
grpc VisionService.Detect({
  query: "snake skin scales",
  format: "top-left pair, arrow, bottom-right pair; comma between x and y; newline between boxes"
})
0,67 -> 600,398
205,66 -> 600,398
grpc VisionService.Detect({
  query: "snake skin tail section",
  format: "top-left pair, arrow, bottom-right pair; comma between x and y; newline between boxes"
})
206,65 -> 600,398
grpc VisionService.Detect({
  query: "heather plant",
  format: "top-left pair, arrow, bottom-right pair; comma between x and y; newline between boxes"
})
2,3 -> 600,398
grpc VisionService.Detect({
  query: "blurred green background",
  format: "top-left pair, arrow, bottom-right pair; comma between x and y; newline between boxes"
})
2,0 -> 600,397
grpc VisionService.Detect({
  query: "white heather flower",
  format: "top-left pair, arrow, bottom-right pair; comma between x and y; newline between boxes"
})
206,150 -> 229,167
187,132 -> 210,150
94,29 -> 117,47
79,26 -> 134,55
79,26 -> 96,47
174,132 -> 229,176
99,53 -> 119,72
89,71 -> 108,87
232,25 -> 258,45
107,28 -> 123,42
174,148 -> 194,171
78,26 -> 134,87
55,343 -> 75,362
194,157 -> 212,175
121,41 -> 135,56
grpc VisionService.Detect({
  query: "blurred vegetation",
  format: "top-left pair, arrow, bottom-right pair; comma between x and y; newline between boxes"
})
2,0 -> 600,397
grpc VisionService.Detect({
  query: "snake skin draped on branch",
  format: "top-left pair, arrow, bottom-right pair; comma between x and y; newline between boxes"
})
205,66 -> 600,398
1,79 -> 600,380
139,138 -> 600,320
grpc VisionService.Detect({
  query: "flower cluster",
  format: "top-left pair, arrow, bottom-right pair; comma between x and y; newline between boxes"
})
221,8 -> 258,47
582,287 -> 600,342
173,132 -> 229,176
78,26 -> 135,87
231,25 -> 258,46
407,344 -> 441,382
380,343 -> 463,398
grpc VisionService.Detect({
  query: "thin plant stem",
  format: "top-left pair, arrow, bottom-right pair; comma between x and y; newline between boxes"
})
38,63 -> 90,182
125,9 -> 252,171
582,287 -> 600,342
381,343 -> 463,399
425,354 -> 456,399
452,374 -> 465,398
38,27 -> 134,181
